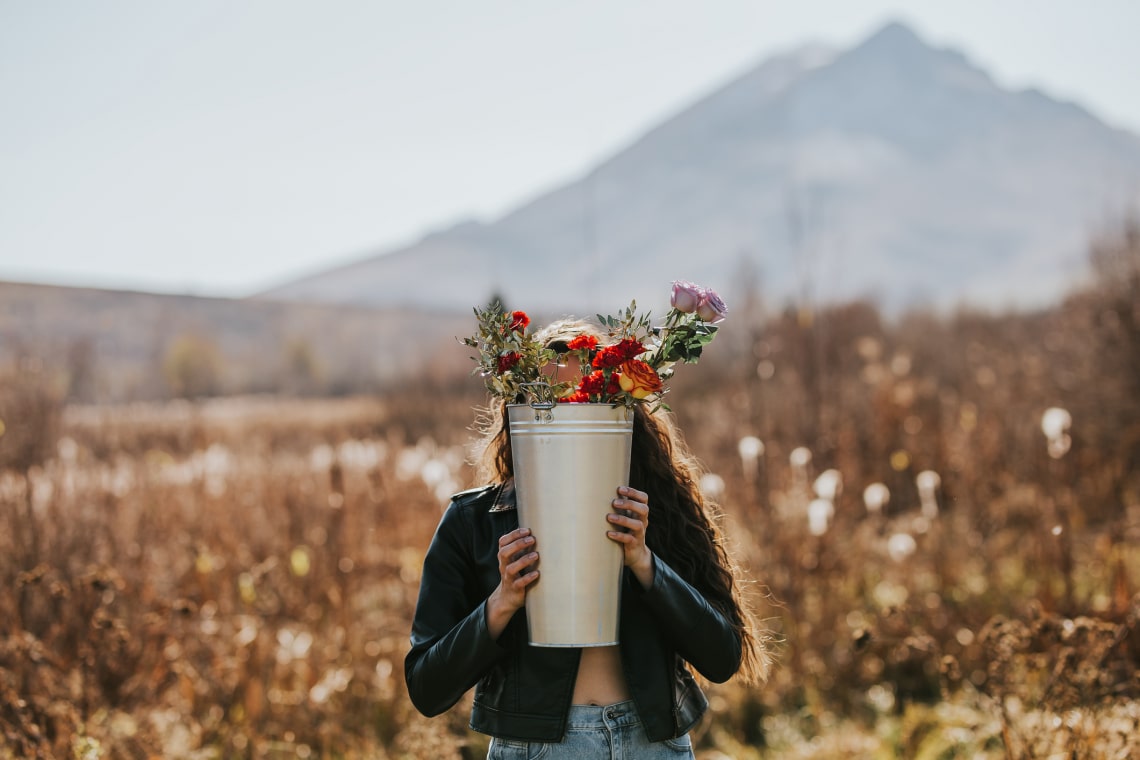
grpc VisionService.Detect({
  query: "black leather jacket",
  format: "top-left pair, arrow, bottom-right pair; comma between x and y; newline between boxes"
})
404,483 -> 742,743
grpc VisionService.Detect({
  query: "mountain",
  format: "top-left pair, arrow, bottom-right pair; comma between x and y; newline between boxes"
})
262,22 -> 1140,317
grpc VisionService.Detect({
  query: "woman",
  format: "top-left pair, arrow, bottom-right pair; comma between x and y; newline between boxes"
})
405,321 -> 767,758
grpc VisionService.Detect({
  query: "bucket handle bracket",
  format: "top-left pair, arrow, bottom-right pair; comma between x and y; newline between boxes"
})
520,382 -> 557,420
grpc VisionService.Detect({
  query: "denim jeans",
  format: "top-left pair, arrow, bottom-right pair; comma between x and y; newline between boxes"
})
486,700 -> 695,759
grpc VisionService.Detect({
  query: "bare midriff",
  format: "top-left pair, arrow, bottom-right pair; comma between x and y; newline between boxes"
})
571,644 -> 631,705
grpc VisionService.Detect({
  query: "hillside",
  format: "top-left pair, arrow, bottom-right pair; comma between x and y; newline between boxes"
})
261,22 -> 1140,316
0,281 -> 470,402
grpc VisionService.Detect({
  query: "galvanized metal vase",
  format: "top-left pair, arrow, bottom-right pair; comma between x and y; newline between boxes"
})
507,402 -> 634,647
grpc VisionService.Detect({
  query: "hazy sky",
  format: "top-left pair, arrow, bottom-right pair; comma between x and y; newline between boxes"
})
2,0 -> 1137,296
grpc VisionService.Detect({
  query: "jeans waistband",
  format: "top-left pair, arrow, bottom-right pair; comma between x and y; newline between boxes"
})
566,700 -> 640,730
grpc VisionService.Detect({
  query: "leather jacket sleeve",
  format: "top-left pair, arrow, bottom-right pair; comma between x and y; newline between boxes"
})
404,498 -> 507,716
636,553 -> 743,683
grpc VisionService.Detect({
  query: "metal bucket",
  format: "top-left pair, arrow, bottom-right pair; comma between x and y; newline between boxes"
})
508,402 -> 634,647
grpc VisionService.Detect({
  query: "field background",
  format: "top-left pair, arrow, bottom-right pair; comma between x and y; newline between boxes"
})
2,226 -> 1139,759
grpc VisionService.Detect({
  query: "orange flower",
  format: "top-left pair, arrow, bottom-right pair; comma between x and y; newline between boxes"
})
618,360 -> 663,399
567,334 -> 598,352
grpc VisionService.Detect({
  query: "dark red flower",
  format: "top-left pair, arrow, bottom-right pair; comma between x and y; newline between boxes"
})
496,352 -> 521,373
606,371 -> 624,396
559,390 -> 590,403
509,311 -> 530,332
578,370 -> 607,396
616,338 -> 647,361
592,346 -> 623,369
591,339 -> 645,369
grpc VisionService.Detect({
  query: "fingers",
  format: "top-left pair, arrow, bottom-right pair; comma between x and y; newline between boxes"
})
505,552 -> 540,588
606,510 -> 646,533
608,486 -> 649,547
610,486 -> 649,528
609,487 -> 653,577
617,486 -> 648,505
498,528 -> 539,589
498,526 -> 532,549
498,528 -> 535,563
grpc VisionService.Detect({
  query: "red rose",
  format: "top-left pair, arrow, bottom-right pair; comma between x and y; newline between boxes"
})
618,360 -> 663,399
509,311 -> 530,332
559,390 -> 590,403
497,352 -> 521,373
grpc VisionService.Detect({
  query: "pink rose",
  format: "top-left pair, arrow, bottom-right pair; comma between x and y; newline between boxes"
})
670,280 -> 702,313
696,288 -> 728,323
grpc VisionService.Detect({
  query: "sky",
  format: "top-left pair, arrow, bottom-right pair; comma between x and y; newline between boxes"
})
2,0 -> 1138,297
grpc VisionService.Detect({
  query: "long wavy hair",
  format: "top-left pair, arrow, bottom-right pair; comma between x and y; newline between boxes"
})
471,320 -> 769,684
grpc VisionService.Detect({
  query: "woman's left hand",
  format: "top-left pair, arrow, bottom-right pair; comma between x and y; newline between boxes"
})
607,486 -> 655,588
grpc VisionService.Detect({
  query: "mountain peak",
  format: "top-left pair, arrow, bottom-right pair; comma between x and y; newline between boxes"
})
264,24 -> 1140,315
863,20 -> 925,48
841,20 -> 990,89
845,20 -> 940,69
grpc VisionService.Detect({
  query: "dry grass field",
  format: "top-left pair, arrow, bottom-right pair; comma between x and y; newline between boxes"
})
2,281 -> 1139,758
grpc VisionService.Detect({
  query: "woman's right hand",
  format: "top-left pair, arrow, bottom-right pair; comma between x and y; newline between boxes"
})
486,527 -> 539,639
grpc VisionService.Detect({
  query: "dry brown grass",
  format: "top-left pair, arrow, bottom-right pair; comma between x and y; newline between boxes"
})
2,291 -> 1139,758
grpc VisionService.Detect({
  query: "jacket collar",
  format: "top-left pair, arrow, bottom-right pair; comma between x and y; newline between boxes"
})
488,480 -> 516,512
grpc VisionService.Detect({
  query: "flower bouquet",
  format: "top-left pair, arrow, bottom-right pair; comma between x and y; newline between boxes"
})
462,280 -> 727,411
462,282 -> 728,646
